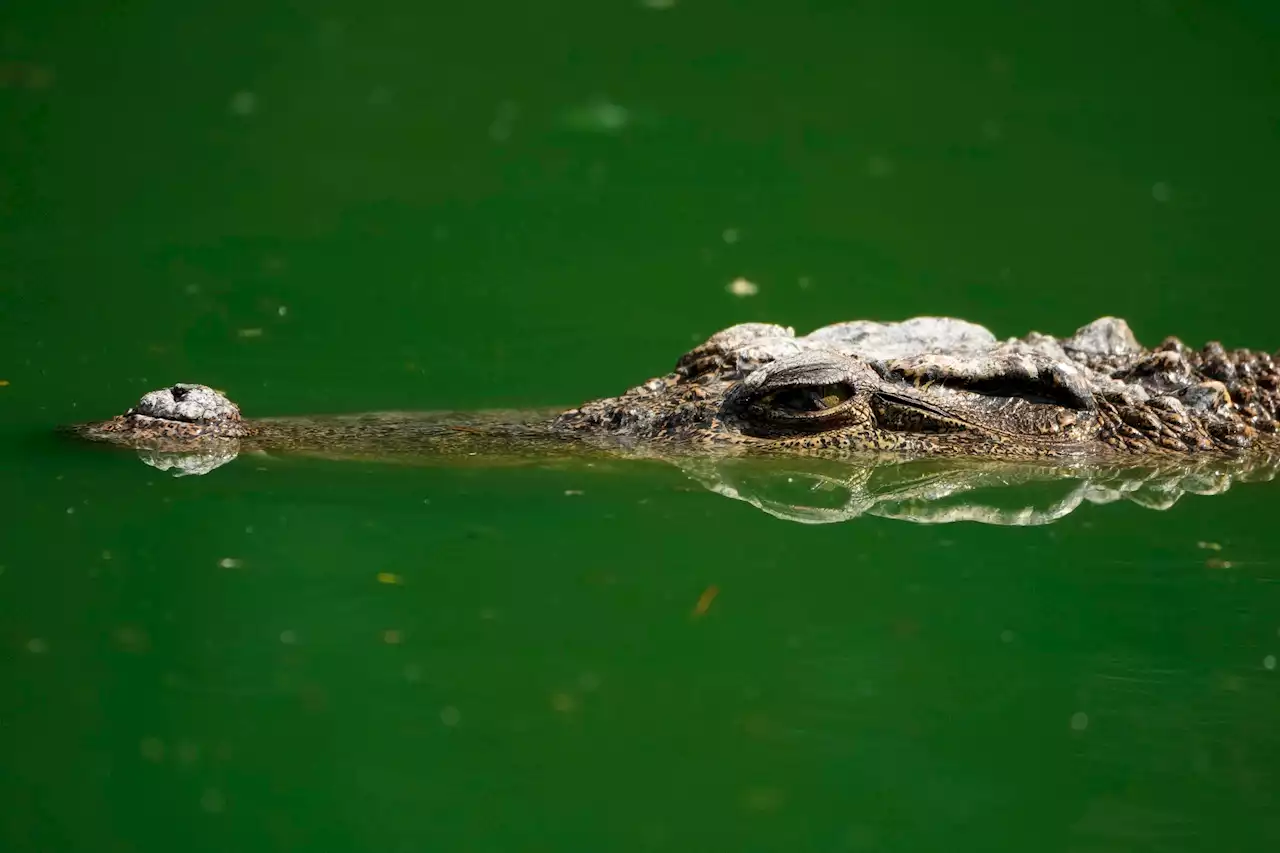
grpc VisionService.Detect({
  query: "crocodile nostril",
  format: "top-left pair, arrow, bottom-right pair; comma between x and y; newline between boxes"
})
170,385 -> 189,402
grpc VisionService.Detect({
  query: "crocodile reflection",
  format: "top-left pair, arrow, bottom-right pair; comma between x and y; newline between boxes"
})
670,453 -> 1279,525
94,439 -> 1279,527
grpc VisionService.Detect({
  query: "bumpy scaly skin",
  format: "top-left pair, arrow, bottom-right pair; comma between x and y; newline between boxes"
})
68,317 -> 1280,460
555,316 -> 1279,456
88,383 -> 252,442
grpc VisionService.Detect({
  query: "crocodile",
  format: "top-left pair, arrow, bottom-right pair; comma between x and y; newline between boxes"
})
66,315 -> 1279,469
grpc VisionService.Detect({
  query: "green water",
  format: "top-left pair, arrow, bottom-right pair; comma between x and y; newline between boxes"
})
4,1 -> 1280,850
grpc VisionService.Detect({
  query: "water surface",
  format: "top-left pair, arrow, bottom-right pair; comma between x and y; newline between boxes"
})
3,1 -> 1280,850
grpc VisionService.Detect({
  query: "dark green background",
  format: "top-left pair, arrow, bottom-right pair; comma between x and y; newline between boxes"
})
3,1 -> 1279,851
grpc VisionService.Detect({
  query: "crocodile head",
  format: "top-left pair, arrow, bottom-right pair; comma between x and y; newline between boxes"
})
553,318 -> 1107,457
72,383 -> 250,448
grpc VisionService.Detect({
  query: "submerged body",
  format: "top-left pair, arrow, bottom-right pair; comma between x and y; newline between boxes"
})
67,316 -> 1280,466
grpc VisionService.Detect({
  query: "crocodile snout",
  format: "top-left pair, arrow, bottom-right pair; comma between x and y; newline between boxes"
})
129,384 -> 240,425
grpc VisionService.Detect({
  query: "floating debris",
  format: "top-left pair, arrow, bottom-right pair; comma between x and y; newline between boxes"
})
113,625 -> 150,653
236,328 -> 264,338
559,97 -> 630,133
1205,558 -> 1235,570
376,572 -> 404,585
228,91 -> 257,117
1196,541 -> 1223,551
382,629 -> 403,645
867,156 -> 895,178
139,737 -> 166,762
489,100 -> 520,142
0,62 -> 55,90
0,380 -> 10,387
742,786 -> 785,812
692,584 -> 720,618
177,741 -> 201,765
557,97 -> 658,134
726,277 -> 759,297
200,788 -> 226,814
218,557 -> 244,569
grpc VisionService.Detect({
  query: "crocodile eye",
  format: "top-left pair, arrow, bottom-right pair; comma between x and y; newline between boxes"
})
760,382 -> 855,414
